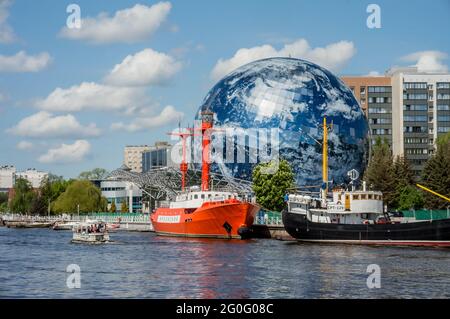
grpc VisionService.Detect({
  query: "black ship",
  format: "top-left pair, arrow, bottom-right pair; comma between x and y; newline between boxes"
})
282,117 -> 450,247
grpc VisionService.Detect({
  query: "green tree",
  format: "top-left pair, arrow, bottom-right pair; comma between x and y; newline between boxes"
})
52,180 -> 107,214
110,201 -> 117,213
252,159 -> 295,212
0,192 -> 9,212
364,137 -> 396,208
39,174 -> 73,215
421,133 -> 450,209
9,178 -> 36,214
121,199 -> 129,213
391,156 -> 416,209
398,185 -> 424,211
78,168 -> 109,180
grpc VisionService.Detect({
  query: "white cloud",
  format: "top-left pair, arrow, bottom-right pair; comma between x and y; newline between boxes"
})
38,140 -> 91,164
0,51 -> 52,73
211,39 -> 356,80
366,71 -> 382,77
59,2 -> 172,44
104,48 -> 182,86
0,0 -> 16,43
16,140 -> 33,151
401,51 -> 448,73
111,105 -> 183,132
7,111 -> 101,138
36,82 -> 146,113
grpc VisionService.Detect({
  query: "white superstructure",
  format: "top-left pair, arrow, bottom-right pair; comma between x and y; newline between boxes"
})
168,189 -> 239,209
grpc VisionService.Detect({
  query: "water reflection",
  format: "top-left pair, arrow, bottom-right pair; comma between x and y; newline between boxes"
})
1,228 -> 450,298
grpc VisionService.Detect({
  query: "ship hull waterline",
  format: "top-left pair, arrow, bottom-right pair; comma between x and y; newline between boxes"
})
282,210 -> 450,247
151,202 -> 259,239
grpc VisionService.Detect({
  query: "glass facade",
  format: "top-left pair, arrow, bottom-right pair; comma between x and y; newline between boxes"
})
142,148 -> 169,172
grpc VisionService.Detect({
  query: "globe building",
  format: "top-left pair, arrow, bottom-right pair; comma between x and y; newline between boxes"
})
196,57 -> 370,188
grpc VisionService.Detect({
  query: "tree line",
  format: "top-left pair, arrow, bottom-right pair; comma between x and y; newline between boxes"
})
364,134 -> 450,211
1,168 -> 129,215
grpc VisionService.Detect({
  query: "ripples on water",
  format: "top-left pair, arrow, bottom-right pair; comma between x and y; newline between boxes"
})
0,227 -> 449,298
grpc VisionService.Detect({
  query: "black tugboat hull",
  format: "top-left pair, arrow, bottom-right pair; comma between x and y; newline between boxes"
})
282,210 -> 450,246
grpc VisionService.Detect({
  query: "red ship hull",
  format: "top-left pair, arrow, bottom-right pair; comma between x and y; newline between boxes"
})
151,199 -> 260,239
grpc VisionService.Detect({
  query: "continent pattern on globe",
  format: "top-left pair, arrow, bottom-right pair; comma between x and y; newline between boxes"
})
197,57 -> 369,188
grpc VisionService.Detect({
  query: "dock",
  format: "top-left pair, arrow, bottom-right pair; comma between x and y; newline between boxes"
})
0,213 -> 154,232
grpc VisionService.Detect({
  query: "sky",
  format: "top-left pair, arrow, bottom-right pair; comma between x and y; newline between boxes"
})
0,0 -> 449,178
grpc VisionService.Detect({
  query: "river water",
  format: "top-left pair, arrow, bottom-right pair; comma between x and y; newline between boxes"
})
0,227 -> 449,298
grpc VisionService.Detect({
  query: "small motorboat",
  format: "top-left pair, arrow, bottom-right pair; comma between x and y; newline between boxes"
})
72,221 -> 110,244
107,222 -> 121,231
53,221 -> 78,231
5,221 -> 53,228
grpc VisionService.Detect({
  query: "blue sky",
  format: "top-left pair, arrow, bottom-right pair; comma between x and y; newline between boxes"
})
0,0 -> 449,178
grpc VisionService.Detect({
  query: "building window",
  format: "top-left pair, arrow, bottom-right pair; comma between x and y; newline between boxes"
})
438,116 -> 450,122
370,118 -> 391,124
403,93 -> 428,100
437,104 -> 450,111
405,138 -> 428,144
403,104 -> 427,111
372,128 -> 392,135
403,83 -> 427,89
438,126 -> 450,133
437,94 -> 450,100
368,86 -> 392,93
403,115 -> 427,122
368,107 -> 391,114
405,148 -> 429,155
404,126 -> 427,133
437,83 -> 450,89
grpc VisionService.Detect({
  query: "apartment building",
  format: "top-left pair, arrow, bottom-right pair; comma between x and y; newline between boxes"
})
342,76 -> 392,145
342,67 -> 450,177
123,145 -> 151,173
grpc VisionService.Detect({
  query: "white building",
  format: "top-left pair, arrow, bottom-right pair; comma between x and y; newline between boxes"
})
100,180 -> 143,213
388,67 -> 450,175
16,168 -> 48,188
0,165 -> 16,191
123,145 -> 151,173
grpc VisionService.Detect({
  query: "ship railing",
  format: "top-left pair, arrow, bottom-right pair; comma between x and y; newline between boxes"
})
255,216 -> 283,226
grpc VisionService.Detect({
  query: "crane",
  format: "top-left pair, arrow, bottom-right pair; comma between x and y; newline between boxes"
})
416,184 -> 450,202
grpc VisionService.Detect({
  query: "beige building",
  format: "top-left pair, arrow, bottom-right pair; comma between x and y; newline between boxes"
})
341,76 -> 391,115
123,145 -> 151,173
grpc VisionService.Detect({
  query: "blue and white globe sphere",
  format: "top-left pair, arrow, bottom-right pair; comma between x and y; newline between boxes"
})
197,57 -> 369,187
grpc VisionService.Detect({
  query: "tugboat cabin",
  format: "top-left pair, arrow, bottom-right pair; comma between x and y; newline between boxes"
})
287,188 -> 384,225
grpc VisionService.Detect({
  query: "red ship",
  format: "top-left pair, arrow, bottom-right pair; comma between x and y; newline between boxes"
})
151,111 -> 260,239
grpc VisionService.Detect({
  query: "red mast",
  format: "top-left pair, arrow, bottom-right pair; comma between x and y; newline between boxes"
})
201,111 -> 214,191
168,128 -> 193,192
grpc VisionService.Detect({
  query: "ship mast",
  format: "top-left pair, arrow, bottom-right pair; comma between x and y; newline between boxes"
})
321,117 -> 332,200
201,110 -> 214,191
168,128 -> 193,192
